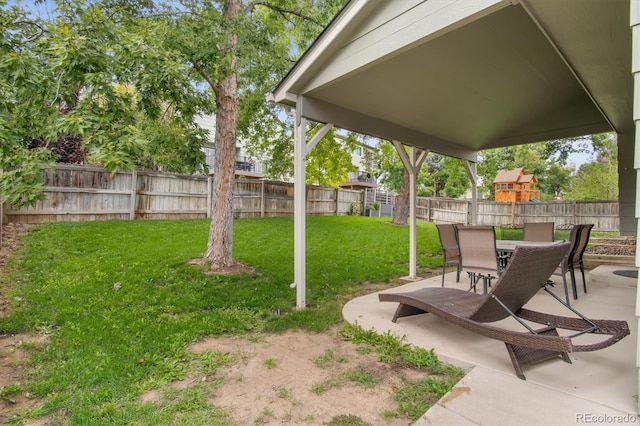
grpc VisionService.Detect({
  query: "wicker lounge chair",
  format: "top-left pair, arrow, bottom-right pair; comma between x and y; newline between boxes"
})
523,222 -> 555,242
378,242 -> 629,380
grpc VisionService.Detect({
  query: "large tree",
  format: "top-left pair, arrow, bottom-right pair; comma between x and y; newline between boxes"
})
154,0 -> 343,269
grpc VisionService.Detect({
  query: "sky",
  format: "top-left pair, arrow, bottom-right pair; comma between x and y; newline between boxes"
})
567,151 -> 593,168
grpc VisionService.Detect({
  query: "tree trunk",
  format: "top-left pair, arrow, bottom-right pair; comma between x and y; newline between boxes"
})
204,0 -> 241,270
392,171 -> 410,225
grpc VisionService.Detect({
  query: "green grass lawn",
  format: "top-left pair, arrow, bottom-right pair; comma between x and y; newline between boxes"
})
0,216 -> 454,424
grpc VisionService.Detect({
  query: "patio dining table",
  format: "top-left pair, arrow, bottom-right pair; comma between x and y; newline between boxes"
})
495,240 -> 565,284
496,239 -> 564,253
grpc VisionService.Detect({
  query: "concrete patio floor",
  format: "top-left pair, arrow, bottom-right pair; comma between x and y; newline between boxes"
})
342,265 -> 639,425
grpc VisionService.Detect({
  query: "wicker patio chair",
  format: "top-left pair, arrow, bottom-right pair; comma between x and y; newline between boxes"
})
378,242 -> 629,380
457,226 -> 502,294
523,222 -> 555,242
436,224 -> 461,287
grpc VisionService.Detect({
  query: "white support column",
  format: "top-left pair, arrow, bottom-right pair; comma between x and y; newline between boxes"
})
392,141 -> 428,279
463,160 -> 478,225
409,147 -> 418,277
293,99 -> 333,309
630,0 -> 640,412
293,110 -> 307,309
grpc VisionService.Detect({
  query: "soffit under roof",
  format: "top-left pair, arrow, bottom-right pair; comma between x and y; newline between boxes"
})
271,0 -> 632,161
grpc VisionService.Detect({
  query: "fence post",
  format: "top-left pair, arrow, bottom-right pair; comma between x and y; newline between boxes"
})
466,200 -> 470,225
261,180 -> 265,217
129,170 -> 137,220
335,188 -> 339,216
207,175 -> 212,219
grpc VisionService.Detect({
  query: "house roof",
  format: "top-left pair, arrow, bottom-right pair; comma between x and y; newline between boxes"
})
493,168 -> 537,184
269,0 -> 633,162
519,174 -> 536,184
494,168 -> 523,184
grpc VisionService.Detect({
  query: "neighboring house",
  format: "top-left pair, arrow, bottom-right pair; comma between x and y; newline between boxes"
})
341,138 -> 378,190
493,167 -> 540,202
194,115 -> 264,179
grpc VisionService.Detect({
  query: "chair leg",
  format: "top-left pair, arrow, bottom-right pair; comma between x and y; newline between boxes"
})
580,260 -> 587,293
560,268 -> 570,306
441,264 -> 446,287
504,326 -> 572,381
392,303 -> 427,323
456,264 -> 461,283
469,273 -> 480,293
569,265 -> 578,300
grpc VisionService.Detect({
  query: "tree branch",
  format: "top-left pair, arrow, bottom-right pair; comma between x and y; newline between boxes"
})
15,19 -> 48,42
190,59 -> 219,97
244,1 -> 323,27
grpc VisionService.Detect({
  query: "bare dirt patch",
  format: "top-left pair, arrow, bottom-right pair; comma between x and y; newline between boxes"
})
0,223 -> 29,272
0,333 -> 49,420
141,328 -> 423,425
188,258 -> 255,275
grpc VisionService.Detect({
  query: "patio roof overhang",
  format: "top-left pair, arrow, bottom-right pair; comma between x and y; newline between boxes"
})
270,0 -> 633,162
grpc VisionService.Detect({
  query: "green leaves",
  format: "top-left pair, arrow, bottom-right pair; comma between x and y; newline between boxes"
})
0,149 -> 52,206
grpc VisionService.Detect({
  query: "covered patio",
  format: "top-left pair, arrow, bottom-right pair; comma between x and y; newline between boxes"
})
343,268 -> 637,424
269,0 -> 639,419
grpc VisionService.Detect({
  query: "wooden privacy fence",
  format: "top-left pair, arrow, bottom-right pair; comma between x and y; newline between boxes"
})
1,164 -> 620,231
1,165 -> 362,224
420,198 -> 619,231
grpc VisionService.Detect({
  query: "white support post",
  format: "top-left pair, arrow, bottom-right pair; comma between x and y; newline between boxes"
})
293,110 -> 307,309
292,99 -> 334,309
463,160 -> 478,225
392,141 -> 428,279
409,146 -> 417,278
